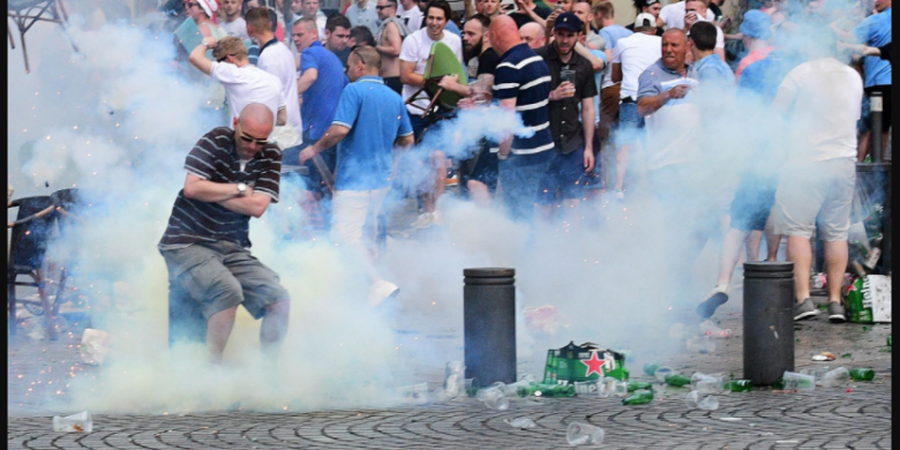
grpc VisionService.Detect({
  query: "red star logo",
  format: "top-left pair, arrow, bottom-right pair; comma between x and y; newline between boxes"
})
582,351 -> 606,377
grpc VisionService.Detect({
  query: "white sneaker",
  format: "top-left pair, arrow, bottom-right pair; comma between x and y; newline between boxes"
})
369,280 -> 400,308
409,212 -> 434,229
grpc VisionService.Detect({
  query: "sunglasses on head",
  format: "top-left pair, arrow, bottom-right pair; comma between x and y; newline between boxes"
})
239,133 -> 268,145
187,2 -> 200,8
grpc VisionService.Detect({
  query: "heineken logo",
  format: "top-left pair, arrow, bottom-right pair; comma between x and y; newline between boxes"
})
581,351 -> 610,377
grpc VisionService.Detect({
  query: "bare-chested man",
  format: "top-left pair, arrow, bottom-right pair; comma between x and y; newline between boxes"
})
375,0 -> 407,94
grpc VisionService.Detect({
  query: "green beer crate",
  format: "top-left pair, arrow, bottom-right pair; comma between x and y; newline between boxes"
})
845,275 -> 892,323
543,341 -> 629,384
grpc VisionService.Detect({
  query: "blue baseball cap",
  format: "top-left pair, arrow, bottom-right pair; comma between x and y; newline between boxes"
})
740,10 -> 772,40
554,12 -> 584,33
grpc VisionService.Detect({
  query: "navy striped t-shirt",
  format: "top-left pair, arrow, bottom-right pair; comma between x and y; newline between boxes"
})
493,43 -> 554,164
158,127 -> 281,250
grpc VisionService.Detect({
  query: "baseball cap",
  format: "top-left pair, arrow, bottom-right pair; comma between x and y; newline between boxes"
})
739,9 -> 772,40
554,12 -> 584,32
634,12 -> 657,29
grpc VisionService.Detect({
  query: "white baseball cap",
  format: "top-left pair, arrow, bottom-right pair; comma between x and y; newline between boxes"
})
634,12 -> 657,29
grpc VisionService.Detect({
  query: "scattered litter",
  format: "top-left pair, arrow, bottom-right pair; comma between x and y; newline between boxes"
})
699,320 -> 732,338
776,440 -> 799,444
504,417 -> 536,429
811,352 -> 836,362
841,353 -> 853,359
566,422 -> 605,446
80,329 -> 112,366
759,432 -> 774,436
52,411 -> 93,433
769,325 -> 779,340
719,417 -> 742,422
845,388 -> 853,393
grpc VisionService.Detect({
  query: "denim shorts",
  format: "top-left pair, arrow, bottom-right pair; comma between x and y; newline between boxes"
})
498,153 -> 551,221
537,149 -> 588,203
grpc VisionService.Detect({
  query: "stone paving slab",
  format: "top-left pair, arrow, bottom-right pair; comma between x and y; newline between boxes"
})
7,384 -> 892,449
8,284 -> 893,449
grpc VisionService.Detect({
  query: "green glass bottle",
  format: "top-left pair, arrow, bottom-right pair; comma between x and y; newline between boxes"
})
643,363 -> 660,376
888,335 -> 892,348
727,380 -> 753,392
520,383 -> 576,397
627,381 -> 653,392
622,389 -> 654,405
664,373 -> 691,387
849,368 -> 875,381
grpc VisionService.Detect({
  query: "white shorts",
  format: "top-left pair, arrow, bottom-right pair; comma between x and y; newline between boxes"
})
330,188 -> 391,246
773,158 -> 856,241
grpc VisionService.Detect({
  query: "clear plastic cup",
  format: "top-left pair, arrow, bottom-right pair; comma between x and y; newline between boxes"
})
819,367 -> 850,387
477,386 -> 509,410
782,371 -> 816,390
685,391 -> 719,411
690,372 -> 726,394
52,411 -> 93,433
601,377 -> 628,397
566,422 -> 605,446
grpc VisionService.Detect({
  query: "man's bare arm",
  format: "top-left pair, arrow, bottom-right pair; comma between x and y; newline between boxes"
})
298,67 -> 319,94
218,191 -> 273,218
298,124 -> 351,164
575,42 -> 605,72
183,173 -> 242,202
376,22 -> 402,57
188,40 -> 215,75
497,97 -> 517,157
400,60 -> 425,87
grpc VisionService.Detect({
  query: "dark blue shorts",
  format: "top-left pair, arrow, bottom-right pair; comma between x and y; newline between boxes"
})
537,149 -> 588,203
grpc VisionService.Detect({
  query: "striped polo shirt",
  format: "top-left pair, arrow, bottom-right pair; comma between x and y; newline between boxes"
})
158,127 -> 281,250
493,43 -> 554,164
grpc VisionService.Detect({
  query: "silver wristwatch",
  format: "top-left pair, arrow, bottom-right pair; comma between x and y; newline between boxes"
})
236,182 -> 247,197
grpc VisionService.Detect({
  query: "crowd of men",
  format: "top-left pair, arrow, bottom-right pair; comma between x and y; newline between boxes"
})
156,0 -> 890,362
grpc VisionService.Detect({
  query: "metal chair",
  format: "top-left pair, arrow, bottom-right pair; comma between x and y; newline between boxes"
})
7,195 -> 60,339
8,0 -> 79,73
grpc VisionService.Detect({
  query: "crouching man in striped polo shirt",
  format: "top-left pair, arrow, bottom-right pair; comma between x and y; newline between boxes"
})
489,15 -> 555,222
159,103 -> 291,365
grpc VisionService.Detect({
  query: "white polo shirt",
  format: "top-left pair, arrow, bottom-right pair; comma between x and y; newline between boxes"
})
257,40 -> 303,146
611,32 -> 662,100
399,28 -> 464,114
210,61 -> 284,128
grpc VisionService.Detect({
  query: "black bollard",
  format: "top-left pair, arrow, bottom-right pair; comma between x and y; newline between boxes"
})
743,261 -> 794,385
871,91 -> 883,163
463,268 -> 516,385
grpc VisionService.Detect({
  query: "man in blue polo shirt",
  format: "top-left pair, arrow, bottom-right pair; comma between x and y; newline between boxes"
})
490,14 -> 555,221
853,0 -> 891,161
298,45 -> 415,308
291,18 -> 350,194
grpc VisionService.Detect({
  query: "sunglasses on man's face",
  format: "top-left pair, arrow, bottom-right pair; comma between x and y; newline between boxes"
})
376,4 -> 393,9
239,133 -> 269,145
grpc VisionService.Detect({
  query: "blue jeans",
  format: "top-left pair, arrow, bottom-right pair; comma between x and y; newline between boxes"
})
499,154 -> 551,222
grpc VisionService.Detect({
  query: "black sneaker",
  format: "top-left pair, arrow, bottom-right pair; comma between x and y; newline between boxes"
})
793,298 -> 820,321
696,286 -> 729,319
827,302 -> 847,323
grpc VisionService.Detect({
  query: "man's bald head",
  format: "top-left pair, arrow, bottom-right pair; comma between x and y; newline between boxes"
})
519,22 -> 546,49
489,14 -> 521,55
233,103 -> 274,159
239,103 -> 275,130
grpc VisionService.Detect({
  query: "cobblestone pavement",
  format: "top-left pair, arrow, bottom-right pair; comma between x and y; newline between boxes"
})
8,289 -> 892,449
